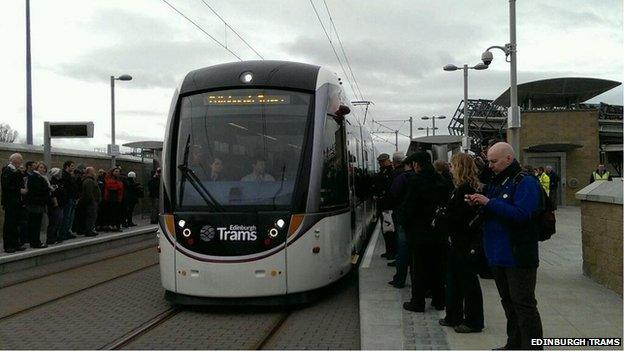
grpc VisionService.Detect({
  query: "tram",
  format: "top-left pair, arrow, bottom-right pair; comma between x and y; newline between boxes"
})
158,60 -> 378,304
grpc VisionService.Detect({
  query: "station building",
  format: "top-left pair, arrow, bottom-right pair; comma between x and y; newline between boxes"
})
447,77 -> 623,206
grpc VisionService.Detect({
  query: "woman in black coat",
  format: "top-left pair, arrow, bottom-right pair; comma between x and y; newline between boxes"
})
25,162 -> 51,248
439,153 -> 484,333
46,168 -> 65,245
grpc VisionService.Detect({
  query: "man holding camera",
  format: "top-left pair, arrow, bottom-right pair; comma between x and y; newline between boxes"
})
465,142 -> 543,350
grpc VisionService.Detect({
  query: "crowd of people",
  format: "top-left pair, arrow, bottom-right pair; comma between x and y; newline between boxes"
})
1,153 -> 160,253
373,141 -> 547,350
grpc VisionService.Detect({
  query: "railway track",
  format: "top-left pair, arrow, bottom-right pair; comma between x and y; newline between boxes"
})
253,311 -> 291,350
106,307 -> 181,350
106,307 -> 293,350
0,257 -> 159,321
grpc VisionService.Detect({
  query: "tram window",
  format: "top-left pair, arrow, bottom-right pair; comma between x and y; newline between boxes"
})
176,89 -> 311,210
319,115 -> 349,209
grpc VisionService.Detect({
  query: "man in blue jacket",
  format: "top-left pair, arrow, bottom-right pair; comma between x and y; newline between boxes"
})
465,142 -> 543,350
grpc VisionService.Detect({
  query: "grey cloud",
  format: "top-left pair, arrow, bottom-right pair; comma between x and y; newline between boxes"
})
524,2 -> 621,29
77,7 -> 180,43
50,40 -> 235,89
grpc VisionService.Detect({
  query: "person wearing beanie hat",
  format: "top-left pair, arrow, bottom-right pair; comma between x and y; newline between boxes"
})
122,170 -> 143,227
377,153 -> 390,162
401,151 -> 448,313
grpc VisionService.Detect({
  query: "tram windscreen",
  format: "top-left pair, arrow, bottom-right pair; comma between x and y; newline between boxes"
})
175,89 -> 311,210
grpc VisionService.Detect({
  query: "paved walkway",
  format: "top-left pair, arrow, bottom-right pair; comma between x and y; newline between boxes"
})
359,207 -> 623,349
0,214 -> 152,257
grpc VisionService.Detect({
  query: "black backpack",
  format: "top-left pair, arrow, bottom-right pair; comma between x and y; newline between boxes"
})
513,173 -> 556,241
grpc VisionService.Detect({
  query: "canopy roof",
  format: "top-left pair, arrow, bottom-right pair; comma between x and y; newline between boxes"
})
411,135 -> 463,145
122,141 -> 163,150
493,78 -> 621,108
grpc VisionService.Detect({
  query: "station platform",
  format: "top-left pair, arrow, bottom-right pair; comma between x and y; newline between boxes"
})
359,207 -> 623,350
0,218 -> 158,287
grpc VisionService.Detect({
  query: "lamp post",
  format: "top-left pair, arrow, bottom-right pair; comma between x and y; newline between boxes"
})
421,116 -> 446,136
25,0 -> 33,145
481,0 -> 519,159
443,63 -> 488,152
110,74 -> 133,168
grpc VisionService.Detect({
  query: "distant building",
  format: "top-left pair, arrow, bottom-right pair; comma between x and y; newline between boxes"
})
448,77 -> 623,206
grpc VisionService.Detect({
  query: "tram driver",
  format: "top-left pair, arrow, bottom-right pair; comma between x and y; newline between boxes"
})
241,157 -> 275,182
208,157 -> 225,181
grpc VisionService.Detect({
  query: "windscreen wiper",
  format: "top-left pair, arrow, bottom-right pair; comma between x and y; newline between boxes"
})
178,164 -> 224,211
272,164 -> 286,209
178,135 -> 224,211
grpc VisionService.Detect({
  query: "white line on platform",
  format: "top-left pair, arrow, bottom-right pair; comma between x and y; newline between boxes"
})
360,221 -> 380,269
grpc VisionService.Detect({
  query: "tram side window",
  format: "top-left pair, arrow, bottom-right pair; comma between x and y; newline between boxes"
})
319,115 -> 349,209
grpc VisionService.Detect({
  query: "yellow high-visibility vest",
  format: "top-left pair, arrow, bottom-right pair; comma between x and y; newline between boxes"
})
538,173 -> 550,195
593,171 -> 610,181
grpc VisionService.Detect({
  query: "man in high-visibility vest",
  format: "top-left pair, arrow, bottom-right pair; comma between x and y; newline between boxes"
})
590,164 -> 613,183
536,166 -> 550,196
546,166 -> 559,209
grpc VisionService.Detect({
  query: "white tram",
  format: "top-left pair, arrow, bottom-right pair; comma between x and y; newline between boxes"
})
158,61 -> 378,304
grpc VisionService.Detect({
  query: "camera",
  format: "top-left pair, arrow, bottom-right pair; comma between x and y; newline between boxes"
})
481,51 -> 493,66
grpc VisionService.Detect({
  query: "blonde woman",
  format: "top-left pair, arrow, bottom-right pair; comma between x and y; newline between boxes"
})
438,153 -> 484,333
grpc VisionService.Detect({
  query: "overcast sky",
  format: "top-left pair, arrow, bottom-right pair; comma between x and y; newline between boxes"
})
1,0 -> 622,155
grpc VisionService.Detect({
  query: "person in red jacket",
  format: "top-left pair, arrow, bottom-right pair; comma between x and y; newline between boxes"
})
103,167 -> 125,232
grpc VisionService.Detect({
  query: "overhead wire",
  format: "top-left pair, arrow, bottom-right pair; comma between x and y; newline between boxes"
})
372,120 -> 410,138
199,0 -> 264,59
321,0 -> 364,101
161,0 -> 242,60
371,133 -> 393,145
309,0 -> 362,124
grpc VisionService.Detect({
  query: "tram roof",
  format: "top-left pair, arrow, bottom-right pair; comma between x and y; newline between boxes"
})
180,60 -> 321,94
493,77 -> 621,108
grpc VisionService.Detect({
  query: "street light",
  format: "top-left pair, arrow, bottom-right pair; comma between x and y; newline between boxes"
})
110,74 -> 133,168
443,63 -> 488,152
421,115 -> 446,136
418,126 -> 438,136
481,0 -> 519,160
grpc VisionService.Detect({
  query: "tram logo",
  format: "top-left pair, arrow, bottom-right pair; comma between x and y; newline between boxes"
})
199,225 -> 216,242
216,225 -> 258,241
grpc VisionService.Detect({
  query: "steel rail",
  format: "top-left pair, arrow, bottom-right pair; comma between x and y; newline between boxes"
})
105,307 -> 181,350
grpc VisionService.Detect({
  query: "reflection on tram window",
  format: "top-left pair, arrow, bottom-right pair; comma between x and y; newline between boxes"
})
319,115 -> 348,209
176,89 -> 311,209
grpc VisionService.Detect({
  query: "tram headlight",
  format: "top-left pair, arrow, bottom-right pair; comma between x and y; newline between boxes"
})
276,219 -> 285,229
182,228 -> 192,238
269,228 -> 279,238
178,220 -> 186,228
240,71 -> 253,83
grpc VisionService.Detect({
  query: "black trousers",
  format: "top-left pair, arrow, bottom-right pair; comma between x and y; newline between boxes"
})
492,266 -> 543,350
27,211 -> 44,247
444,245 -> 484,329
2,205 -> 21,250
124,202 -> 136,225
409,240 -> 446,308
46,206 -> 63,244
81,201 -> 98,234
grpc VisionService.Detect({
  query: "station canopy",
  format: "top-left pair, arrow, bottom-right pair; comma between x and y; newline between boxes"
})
122,141 -> 163,150
493,77 -> 621,108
